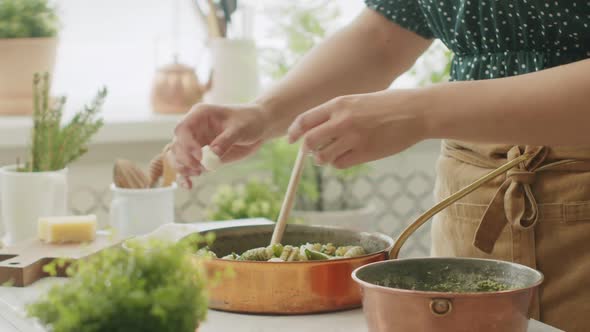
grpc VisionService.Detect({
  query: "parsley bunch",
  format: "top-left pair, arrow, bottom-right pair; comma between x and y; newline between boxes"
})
27,238 -> 211,332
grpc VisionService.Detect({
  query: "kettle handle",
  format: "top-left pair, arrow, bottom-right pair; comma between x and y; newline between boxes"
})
388,152 -> 534,259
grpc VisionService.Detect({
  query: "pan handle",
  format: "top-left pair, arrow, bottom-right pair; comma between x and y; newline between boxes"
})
388,152 -> 535,260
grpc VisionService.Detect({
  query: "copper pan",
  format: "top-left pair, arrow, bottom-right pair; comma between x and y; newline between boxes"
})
352,151 -> 543,332
187,224 -> 394,314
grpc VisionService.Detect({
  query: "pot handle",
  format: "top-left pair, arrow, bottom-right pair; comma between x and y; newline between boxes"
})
388,152 -> 535,259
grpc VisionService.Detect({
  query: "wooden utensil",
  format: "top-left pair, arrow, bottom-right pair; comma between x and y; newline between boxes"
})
389,151 -> 535,259
148,153 -> 164,187
113,159 -> 150,189
270,145 -> 307,245
0,233 -> 120,287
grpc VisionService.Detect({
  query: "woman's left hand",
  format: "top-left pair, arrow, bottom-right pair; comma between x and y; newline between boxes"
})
287,90 -> 428,168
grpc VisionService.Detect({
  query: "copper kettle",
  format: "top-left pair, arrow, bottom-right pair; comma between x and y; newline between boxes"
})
150,57 -> 212,114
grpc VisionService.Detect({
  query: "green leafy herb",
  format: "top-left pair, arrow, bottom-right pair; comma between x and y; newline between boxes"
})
20,72 -> 106,172
0,0 -> 59,39
27,238 -> 213,332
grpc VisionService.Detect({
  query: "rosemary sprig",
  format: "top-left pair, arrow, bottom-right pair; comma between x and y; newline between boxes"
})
21,73 -> 107,172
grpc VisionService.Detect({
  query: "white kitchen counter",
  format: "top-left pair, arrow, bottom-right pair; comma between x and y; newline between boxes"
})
0,220 -> 564,332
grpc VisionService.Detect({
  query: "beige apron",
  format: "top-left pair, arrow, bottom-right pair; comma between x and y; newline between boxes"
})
431,140 -> 590,332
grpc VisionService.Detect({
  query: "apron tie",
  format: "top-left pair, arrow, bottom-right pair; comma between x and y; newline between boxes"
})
441,140 -> 586,254
473,146 -> 548,253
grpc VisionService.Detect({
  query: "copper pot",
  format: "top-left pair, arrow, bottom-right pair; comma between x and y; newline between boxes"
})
186,224 -> 393,314
352,258 -> 543,332
349,152 -> 544,332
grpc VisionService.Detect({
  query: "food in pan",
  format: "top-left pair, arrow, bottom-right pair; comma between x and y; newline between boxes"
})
374,266 -> 512,293
196,243 -> 366,262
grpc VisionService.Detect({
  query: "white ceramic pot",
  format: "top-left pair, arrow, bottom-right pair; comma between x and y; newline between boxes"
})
205,38 -> 259,104
293,204 -> 376,232
0,37 -> 58,115
0,165 -> 68,245
109,183 -> 177,239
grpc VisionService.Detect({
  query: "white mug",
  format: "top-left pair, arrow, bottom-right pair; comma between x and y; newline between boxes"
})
0,165 -> 68,245
109,183 -> 177,238
206,38 -> 260,104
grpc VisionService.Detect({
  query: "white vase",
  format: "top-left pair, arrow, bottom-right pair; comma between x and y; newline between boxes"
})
0,37 -> 58,115
205,38 -> 259,104
0,165 -> 68,245
109,183 -> 177,238
293,204 -> 377,232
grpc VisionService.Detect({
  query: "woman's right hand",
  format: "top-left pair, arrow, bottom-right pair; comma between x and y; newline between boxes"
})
168,103 -> 270,188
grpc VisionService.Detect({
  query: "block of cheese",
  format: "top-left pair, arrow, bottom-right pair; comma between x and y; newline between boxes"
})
38,215 -> 97,243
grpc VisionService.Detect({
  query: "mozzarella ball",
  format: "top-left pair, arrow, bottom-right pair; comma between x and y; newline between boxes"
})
201,145 -> 222,171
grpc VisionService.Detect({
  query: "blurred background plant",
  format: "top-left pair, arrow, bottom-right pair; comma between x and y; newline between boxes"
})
206,178 -> 305,222
0,0 -> 59,39
409,41 -> 453,87
207,179 -> 283,221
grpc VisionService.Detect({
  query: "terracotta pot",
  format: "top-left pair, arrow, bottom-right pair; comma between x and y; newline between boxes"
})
0,37 -> 58,115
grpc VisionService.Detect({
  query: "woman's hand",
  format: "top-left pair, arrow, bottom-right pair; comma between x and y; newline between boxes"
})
168,103 -> 269,188
287,90 -> 428,169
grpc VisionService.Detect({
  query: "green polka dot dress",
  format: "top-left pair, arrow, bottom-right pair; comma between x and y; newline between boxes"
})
365,0 -> 590,81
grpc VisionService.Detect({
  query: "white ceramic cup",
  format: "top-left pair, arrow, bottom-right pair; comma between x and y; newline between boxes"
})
109,183 -> 177,238
0,165 -> 68,245
206,38 -> 260,104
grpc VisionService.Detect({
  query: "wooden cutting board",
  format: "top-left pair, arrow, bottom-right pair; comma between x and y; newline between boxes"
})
0,219 -> 272,287
0,232 -> 121,287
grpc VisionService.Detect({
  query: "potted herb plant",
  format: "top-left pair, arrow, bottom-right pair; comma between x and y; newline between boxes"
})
0,73 -> 106,245
0,0 -> 59,114
28,237 -> 212,332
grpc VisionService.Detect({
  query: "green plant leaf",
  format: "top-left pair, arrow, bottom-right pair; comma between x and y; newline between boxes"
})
0,0 -> 59,38
28,239 -> 212,332
22,73 -> 106,172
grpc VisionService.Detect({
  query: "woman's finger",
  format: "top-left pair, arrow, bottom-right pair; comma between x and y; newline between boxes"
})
302,118 -> 342,153
178,165 -> 202,177
314,135 -> 358,165
332,149 -> 362,169
288,106 -> 331,143
171,142 -> 202,171
174,120 -> 203,161
210,127 -> 240,157
177,175 -> 193,190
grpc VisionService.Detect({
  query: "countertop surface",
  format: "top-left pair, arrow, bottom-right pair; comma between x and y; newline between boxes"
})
0,220 -> 564,332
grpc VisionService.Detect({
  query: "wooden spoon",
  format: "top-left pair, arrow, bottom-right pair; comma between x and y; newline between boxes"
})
270,145 -> 307,246
113,159 -> 150,189
148,153 -> 164,187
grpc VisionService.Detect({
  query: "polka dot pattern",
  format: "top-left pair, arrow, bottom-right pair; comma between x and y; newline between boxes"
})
365,0 -> 590,81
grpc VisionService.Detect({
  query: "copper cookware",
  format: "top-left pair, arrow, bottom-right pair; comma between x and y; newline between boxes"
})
353,258 -> 543,332
351,152 -> 543,332
186,224 -> 393,314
